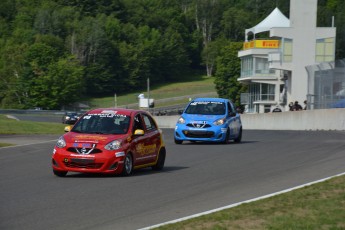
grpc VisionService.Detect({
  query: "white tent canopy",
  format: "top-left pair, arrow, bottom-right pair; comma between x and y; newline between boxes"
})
245,7 -> 290,41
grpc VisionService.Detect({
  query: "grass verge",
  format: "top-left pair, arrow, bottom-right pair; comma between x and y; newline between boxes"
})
0,143 -> 14,147
155,174 -> 345,229
90,75 -> 216,108
0,115 -> 65,135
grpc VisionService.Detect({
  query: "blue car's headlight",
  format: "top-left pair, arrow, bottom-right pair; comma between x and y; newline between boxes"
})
213,117 -> 226,126
177,116 -> 185,124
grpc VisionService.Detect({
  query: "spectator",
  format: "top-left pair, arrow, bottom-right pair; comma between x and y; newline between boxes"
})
303,100 -> 307,110
289,102 -> 294,111
292,101 -> 303,111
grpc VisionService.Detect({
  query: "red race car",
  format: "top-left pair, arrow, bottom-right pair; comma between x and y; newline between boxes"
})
52,108 -> 166,177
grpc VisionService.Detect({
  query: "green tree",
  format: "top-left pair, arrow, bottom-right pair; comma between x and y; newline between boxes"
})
0,39 -> 31,108
29,57 -> 84,109
221,7 -> 253,41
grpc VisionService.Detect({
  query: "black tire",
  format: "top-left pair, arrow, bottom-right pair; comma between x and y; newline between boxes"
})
152,148 -> 166,171
234,128 -> 242,143
222,129 -> 230,144
174,138 -> 183,144
53,169 -> 67,177
121,154 -> 133,176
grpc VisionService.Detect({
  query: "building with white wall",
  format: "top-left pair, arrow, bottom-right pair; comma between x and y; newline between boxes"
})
238,0 -> 336,113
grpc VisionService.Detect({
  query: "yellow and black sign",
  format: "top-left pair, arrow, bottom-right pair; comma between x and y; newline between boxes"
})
243,40 -> 280,50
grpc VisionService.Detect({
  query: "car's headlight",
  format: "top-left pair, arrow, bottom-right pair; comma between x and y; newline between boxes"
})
177,116 -> 185,124
66,116 -> 70,120
105,140 -> 122,150
56,136 -> 66,148
213,117 -> 226,126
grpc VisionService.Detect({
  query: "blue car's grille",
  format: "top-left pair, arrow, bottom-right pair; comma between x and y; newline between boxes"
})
186,123 -> 211,128
183,130 -> 214,138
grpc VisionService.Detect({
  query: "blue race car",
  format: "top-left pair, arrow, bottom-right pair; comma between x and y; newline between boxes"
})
174,98 -> 242,144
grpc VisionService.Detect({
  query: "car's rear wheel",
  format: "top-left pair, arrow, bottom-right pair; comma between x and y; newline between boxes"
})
53,169 -> 67,177
234,128 -> 242,143
152,148 -> 166,171
121,154 -> 133,176
174,138 -> 183,144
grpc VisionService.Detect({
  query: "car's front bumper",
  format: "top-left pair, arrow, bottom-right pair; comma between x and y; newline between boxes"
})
174,124 -> 227,142
52,148 -> 125,174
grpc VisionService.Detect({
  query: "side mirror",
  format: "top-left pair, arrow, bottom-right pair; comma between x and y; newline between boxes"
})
229,112 -> 236,117
64,125 -> 72,132
134,129 -> 144,136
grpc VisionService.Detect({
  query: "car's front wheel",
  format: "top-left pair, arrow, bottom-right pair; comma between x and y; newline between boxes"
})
152,148 -> 166,171
222,129 -> 230,144
174,138 -> 183,144
234,128 -> 242,143
121,154 -> 133,176
53,169 -> 67,177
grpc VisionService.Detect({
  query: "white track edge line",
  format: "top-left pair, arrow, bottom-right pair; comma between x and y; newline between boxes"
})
0,140 -> 57,149
139,171 -> 345,230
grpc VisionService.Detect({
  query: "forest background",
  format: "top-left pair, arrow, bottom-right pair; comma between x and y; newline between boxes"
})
0,0 -> 344,110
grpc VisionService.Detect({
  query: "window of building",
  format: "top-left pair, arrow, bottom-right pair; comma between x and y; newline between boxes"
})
316,38 -> 335,62
255,57 -> 269,74
261,83 -> 275,101
248,83 -> 275,102
241,57 -> 253,77
282,38 -> 293,62
255,57 -> 275,75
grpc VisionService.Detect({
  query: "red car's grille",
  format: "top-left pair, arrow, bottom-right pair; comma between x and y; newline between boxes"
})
64,158 -> 103,169
66,147 -> 102,154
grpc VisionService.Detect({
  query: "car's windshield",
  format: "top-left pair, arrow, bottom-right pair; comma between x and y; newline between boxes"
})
71,113 -> 130,134
185,101 -> 225,115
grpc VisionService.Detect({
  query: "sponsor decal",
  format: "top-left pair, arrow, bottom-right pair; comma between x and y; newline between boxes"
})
190,101 -> 223,105
74,135 -> 107,142
115,152 -> 125,157
73,143 -> 92,148
83,112 -> 127,119
70,154 -> 95,158
101,110 -> 117,114
135,143 -> 157,156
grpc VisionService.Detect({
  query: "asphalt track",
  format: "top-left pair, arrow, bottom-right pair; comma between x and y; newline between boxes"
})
1,129 -> 345,230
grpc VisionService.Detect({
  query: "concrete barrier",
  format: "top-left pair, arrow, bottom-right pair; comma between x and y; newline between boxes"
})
153,108 -> 345,131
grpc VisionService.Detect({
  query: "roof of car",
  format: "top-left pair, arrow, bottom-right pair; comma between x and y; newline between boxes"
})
192,98 -> 229,103
86,108 -> 148,116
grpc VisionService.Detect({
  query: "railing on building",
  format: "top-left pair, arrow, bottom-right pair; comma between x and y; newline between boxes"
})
306,59 -> 345,110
